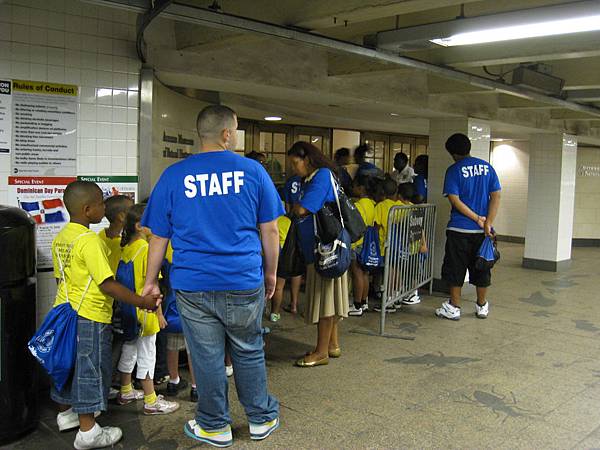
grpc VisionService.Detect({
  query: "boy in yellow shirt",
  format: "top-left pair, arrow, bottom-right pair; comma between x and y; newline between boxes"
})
98,195 -> 133,274
374,177 -> 399,255
115,204 -> 179,415
50,181 -> 161,450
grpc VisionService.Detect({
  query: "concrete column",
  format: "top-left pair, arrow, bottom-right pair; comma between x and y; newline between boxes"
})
138,66 -> 154,201
523,134 -> 577,271
429,118 -> 491,287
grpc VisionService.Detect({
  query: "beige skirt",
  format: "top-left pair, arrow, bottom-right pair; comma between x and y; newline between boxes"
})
304,264 -> 349,325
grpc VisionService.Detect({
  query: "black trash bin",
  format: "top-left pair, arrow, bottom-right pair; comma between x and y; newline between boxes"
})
0,206 -> 38,444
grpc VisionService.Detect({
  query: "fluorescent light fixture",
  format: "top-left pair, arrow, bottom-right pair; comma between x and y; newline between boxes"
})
430,14 -> 600,47
375,1 -> 600,51
390,112 -> 399,116
264,116 -> 282,121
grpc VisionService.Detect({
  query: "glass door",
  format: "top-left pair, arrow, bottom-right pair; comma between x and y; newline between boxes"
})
361,132 -> 388,171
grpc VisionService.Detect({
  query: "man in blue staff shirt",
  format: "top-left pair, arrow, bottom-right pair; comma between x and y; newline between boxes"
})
436,133 -> 501,321
141,105 -> 283,448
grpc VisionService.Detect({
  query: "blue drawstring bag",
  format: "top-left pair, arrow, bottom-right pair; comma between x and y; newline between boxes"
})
28,302 -> 78,392
115,246 -> 145,341
161,259 -> 182,333
358,226 -> 383,271
475,235 -> 500,270
28,231 -> 93,392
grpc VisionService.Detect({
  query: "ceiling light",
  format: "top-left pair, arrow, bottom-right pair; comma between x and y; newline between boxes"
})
311,137 -> 319,143
374,1 -> 600,51
390,113 -> 399,116
430,15 -> 600,47
264,116 -> 282,121
161,113 -> 168,118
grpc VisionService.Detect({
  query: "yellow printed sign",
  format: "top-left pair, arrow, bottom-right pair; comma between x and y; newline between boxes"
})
12,80 -> 78,96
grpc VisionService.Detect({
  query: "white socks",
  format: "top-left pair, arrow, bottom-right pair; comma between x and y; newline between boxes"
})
170,376 -> 180,385
79,423 -> 101,440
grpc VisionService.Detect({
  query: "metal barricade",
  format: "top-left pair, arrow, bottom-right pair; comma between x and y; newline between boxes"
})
379,204 -> 437,335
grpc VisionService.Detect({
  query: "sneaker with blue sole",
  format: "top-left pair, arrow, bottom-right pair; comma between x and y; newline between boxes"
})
249,417 -> 280,440
184,420 -> 233,448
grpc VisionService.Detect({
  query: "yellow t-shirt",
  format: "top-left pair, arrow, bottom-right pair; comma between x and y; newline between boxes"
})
278,215 -> 291,249
374,198 -> 398,253
120,239 -> 160,336
98,228 -> 122,275
165,241 -> 174,264
52,223 -> 115,324
353,197 -> 376,249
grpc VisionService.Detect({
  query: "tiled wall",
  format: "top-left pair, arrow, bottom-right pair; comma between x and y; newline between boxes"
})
490,141 -> 529,238
0,0 -> 141,323
524,134 -> 577,263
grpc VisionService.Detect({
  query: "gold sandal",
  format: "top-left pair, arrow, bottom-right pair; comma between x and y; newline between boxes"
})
328,348 -> 342,358
295,356 -> 329,367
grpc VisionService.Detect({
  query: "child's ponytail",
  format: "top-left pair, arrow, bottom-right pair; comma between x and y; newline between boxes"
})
121,203 -> 146,247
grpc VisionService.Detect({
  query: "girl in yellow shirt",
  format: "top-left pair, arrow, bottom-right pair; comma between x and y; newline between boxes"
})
349,175 -> 377,316
116,204 -> 180,415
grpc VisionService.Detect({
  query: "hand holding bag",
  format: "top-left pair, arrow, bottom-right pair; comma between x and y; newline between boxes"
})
475,232 -> 500,271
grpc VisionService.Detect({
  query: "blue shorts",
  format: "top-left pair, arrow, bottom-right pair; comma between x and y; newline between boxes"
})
51,316 -> 113,414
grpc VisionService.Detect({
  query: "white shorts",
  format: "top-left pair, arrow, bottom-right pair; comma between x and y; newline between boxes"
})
117,334 -> 157,380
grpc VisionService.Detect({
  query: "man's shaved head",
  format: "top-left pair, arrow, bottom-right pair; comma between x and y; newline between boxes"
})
63,181 -> 103,215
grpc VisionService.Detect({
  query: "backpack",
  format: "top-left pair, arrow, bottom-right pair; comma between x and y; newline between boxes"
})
161,259 -> 183,333
358,226 -> 383,271
114,246 -> 145,341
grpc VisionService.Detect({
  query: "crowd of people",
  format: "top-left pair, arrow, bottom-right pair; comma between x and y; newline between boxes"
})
41,104 -> 500,449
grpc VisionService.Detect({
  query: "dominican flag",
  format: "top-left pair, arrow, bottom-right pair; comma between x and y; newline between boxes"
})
20,199 -> 67,224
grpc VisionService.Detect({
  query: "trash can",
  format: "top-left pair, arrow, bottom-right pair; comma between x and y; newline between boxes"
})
0,206 -> 38,444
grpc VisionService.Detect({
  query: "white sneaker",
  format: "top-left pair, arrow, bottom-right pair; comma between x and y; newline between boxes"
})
348,304 -> 364,316
144,394 -> 180,415
184,419 -> 233,448
269,313 -> 280,323
108,387 -> 119,400
225,365 -> 234,377
117,388 -> 144,405
402,291 -> 421,305
57,409 -> 100,432
361,301 -> 369,312
249,417 -> 280,441
74,424 -> 122,450
435,300 -> 461,321
476,302 -> 489,319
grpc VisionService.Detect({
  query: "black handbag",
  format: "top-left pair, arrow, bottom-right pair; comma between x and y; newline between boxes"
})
277,220 -> 305,278
338,189 -> 366,243
316,203 -> 342,245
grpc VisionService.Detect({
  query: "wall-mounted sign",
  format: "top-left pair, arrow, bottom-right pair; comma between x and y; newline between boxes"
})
8,176 -> 76,270
162,128 -> 195,159
578,165 -> 600,177
0,80 -> 11,154
11,80 -> 78,176
77,175 -> 139,233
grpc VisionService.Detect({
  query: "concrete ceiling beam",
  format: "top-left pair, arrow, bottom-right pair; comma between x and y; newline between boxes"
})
566,90 -> 600,102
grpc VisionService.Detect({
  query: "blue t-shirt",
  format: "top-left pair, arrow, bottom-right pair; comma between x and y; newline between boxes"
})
299,168 -> 337,213
284,175 -> 303,205
356,161 -> 382,179
142,151 -> 284,291
414,174 -> 427,201
443,157 -> 501,232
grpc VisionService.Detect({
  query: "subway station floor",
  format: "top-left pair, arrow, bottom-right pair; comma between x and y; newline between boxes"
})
6,242 -> 600,449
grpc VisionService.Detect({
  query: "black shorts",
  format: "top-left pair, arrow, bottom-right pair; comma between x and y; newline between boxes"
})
441,230 -> 491,288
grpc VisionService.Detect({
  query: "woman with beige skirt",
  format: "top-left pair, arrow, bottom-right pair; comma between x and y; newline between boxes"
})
287,141 -> 350,367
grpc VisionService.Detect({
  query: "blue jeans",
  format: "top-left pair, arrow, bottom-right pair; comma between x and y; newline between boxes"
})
50,317 -> 112,414
176,286 -> 279,430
